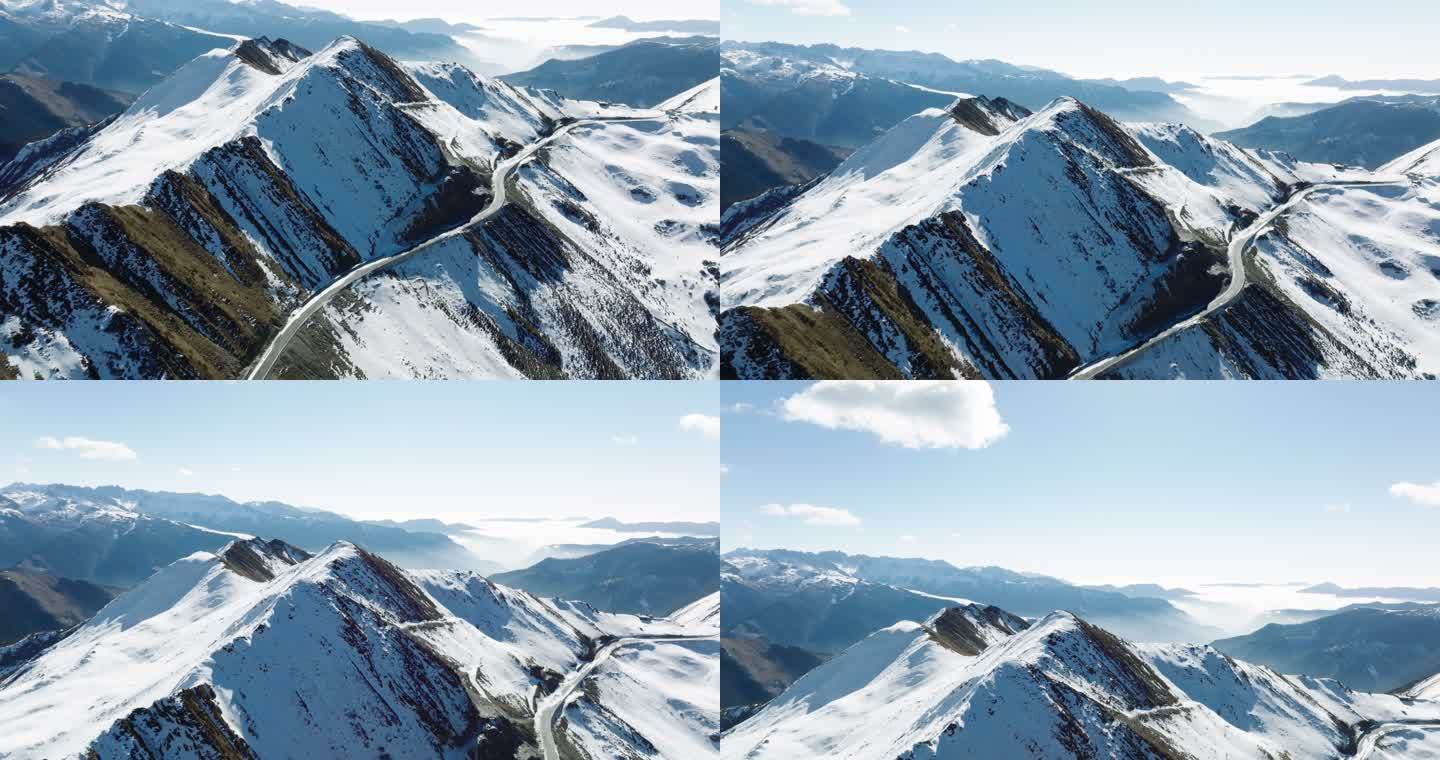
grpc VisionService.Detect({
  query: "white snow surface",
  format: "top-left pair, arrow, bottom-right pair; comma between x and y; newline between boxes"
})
563,638 -> 719,760
724,608 -> 1440,760
0,538 -> 696,759
657,77 -> 719,114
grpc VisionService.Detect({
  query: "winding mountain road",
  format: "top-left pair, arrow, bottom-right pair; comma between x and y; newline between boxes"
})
245,113 -> 662,380
1353,720 -> 1440,759
534,634 -> 714,760
1068,179 -> 1406,380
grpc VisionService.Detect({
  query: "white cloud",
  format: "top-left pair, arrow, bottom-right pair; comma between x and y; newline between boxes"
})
760,503 -> 861,527
178,467 -> 195,476
611,434 -> 639,446
894,24 -> 910,33
745,0 -> 851,16
1390,482 -> 1440,507
727,402 -> 756,414
679,413 -> 720,440
1322,503 -> 1352,514
781,381 -> 1009,450
899,534 -> 918,543
720,463 -> 731,476
35,436 -> 138,462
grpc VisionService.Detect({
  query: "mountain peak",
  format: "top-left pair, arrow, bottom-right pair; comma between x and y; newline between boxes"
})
217,537 -> 312,582
233,36 -> 312,76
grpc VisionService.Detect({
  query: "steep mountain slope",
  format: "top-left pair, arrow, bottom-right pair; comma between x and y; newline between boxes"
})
721,127 -> 851,210
1387,135 -> 1440,176
494,539 -> 719,616
724,605 -> 1440,759
2,483 -> 489,572
0,567 -> 118,644
561,638 -> 720,759
723,549 -> 1218,646
264,75 -> 720,380
1,36 -> 715,379
0,487 -> 232,586
1217,96 -> 1440,169
1214,605 -> 1440,693
1106,167 -> 1439,379
0,537 -> 715,759
721,92 -> 1426,379
504,36 -> 719,108
721,635 -> 824,714
0,73 -> 130,162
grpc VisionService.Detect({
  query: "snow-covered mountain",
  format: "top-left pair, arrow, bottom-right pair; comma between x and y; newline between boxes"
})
721,92 -> 1437,379
724,549 -> 1217,646
0,537 -> 718,759
0,35 -> 718,379
0,486 -> 233,586
0,0 -> 486,93
0,483 -> 490,575
720,42 -> 1210,149
274,74 -> 720,380
723,604 -> 1440,759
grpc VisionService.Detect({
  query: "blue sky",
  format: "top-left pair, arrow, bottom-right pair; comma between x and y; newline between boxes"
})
2,383 -> 718,524
724,0 -> 1440,80
723,381 -> 1440,586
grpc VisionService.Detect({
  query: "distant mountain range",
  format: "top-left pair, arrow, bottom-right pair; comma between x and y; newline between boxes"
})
0,483 -> 494,583
725,549 -> 1219,644
495,538 -> 719,616
0,0 -> 489,93
579,517 -> 721,535
503,35 -> 719,107
1218,95 -> 1440,168
1215,604 -> 1440,693
1307,74 -> 1440,93
721,41 -> 1214,148
1303,581 -> 1440,601
587,15 -> 720,35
